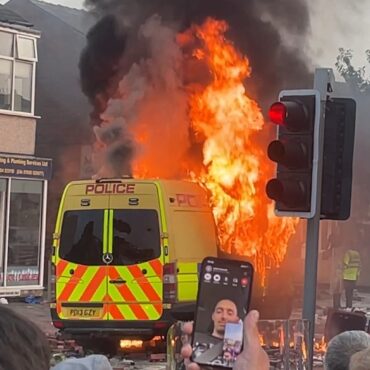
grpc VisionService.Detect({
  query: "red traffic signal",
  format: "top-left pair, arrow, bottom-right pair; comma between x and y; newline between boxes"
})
268,102 -> 287,126
268,100 -> 310,131
266,91 -> 320,218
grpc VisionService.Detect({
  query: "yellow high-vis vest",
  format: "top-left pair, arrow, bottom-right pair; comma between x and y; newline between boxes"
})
343,249 -> 360,281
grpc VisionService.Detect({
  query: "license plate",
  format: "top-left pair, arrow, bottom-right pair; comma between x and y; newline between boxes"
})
62,307 -> 104,319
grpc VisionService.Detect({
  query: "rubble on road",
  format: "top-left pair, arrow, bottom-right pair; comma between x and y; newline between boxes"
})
149,354 -> 166,362
47,332 -> 84,366
109,357 -> 135,370
46,331 -> 165,369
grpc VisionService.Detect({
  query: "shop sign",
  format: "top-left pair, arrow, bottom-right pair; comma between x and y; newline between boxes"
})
0,154 -> 52,180
0,267 -> 39,284
0,289 -> 21,297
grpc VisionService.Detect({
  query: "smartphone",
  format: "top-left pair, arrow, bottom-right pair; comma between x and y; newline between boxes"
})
191,257 -> 254,368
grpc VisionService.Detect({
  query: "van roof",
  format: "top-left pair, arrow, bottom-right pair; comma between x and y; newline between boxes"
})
62,178 -> 211,211
66,178 -> 196,184
65,178 -> 207,191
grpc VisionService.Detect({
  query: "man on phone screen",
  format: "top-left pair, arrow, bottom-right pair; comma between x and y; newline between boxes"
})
193,299 -> 240,365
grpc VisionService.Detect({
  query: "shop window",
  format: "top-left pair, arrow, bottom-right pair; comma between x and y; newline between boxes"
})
7,179 -> 43,286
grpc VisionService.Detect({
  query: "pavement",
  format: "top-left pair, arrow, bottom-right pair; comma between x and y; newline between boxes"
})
7,299 -> 57,336
3,288 -> 370,369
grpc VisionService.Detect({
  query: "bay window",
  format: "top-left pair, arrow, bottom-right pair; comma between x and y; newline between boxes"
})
0,29 -> 37,115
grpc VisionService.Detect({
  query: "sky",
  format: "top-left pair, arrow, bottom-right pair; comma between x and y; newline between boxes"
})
0,0 -> 84,8
1,0 -> 369,75
307,0 -> 370,74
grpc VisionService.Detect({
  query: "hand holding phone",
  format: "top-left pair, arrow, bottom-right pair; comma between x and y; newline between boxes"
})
181,310 -> 270,370
191,257 -> 254,368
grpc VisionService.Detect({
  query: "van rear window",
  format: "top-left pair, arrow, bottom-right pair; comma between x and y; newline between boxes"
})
111,210 -> 160,265
59,210 -> 104,265
59,209 -> 160,266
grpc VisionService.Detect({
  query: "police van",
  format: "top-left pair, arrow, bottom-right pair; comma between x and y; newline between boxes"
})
50,178 -> 218,344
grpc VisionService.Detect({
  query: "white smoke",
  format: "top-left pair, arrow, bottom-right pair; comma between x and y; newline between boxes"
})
92,15 -> 190,179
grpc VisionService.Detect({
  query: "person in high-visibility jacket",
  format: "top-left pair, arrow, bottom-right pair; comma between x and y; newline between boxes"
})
342,249 -> 361,308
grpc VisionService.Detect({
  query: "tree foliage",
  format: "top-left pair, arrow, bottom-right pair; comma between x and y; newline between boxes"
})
335,48 -> 370,92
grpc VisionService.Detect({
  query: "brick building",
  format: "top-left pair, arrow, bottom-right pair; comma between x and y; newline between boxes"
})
0,4 -> 52,297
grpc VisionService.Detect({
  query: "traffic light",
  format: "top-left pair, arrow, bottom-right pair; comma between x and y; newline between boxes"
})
266,90 -> 321,218
321,98 -> 356,220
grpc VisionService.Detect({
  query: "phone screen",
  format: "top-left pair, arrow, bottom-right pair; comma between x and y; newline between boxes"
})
191,257 -> 253,368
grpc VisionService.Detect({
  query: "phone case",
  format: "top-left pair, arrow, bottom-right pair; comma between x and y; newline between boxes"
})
191,256 -> 254,368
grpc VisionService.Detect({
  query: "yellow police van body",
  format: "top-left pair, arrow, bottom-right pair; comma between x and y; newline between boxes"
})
51,178 -> 218,343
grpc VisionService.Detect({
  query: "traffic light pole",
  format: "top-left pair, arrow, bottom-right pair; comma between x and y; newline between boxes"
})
302,85 -> 327,367
303,209 -> 322,368
266,68 -> 354,368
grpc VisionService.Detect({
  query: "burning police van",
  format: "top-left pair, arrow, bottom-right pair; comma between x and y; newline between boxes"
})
50,178 -> 218,348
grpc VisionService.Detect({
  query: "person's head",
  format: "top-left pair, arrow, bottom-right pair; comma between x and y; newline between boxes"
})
0,305 -> 50,370
211,299 -> 239,338
52,355 -> 112,370
349,347 -> 370,370
324,330 -> 370,370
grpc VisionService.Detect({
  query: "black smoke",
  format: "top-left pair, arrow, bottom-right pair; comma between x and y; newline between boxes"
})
80,0 -> 312,123
79,14 -> 127,125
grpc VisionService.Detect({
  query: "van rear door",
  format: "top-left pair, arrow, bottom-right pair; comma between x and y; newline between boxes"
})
55,183 -> 109,321
107,182 -> 164,321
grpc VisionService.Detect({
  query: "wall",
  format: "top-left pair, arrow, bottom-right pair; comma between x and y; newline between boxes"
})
0,114 -> 36,155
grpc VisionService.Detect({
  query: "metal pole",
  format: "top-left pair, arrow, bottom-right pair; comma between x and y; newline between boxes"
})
303,71 -> 328,368
303,211 -> 321,368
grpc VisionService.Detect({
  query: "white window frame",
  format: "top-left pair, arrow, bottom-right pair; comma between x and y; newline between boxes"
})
15,34 -> 38,62
0,27 -> 39,117
0,57 -> 13,110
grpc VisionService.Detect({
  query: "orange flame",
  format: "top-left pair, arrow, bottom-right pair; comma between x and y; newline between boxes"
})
314,336 -> 327,353
130,17 -> 298,284
302,339 -> 308,360
186,19 -> 298,283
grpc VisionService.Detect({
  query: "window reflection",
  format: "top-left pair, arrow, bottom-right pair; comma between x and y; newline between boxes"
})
112,210 -> 160,265
16,36 -> 36,60
60,210 -> 104,266
58,209 -> 160,266
0,59 -> 12,110
14,61 -> 32,113
0,31 -> 13,57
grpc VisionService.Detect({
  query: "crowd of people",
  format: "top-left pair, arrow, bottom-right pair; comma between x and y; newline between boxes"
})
2,301 -> 370,370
